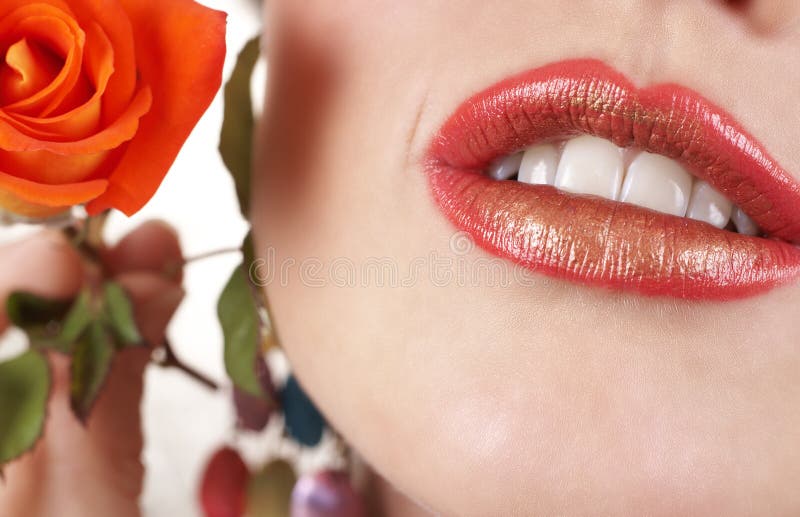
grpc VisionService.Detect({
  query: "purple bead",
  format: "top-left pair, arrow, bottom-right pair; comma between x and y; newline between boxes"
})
233,357 -> 277,432
233,386 -> 274,431
290,470 -> 366,517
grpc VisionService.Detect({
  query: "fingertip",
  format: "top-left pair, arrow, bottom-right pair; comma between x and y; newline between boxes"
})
104,220 -> 183,281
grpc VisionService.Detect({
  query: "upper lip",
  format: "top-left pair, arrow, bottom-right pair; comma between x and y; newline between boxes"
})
424,59 -> 800,300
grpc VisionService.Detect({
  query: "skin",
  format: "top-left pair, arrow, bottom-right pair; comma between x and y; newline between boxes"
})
0,223 -> 183,517
252,1 -> 800,515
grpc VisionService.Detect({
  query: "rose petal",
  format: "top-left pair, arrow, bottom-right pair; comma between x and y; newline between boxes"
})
0,85 -> 152,153
0,0 -> 73,18
0,110 -> 69,142
0,4 -> 85,117
0,38 -> 62,103
7,21 -> 114,140
0,167 -> 107,215
86,0 -> 226,215
0,190 -> 68,218
0,146 -> 111,184
8,77 -> 100,139
59,0 -> 138,125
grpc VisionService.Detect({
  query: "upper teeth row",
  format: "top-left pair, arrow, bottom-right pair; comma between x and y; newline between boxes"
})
488,135 -> 760,235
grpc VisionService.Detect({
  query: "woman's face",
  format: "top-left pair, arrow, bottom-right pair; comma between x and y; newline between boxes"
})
252,2 -> 800,514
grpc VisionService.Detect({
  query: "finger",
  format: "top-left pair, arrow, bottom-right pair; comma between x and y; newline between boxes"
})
84,346 -> 150,491
115,271 -> 184,346
103,220 -> 183,282
0,231 -> 83,333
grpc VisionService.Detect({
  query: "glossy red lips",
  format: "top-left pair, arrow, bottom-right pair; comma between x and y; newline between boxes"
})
425,59 -> 800,300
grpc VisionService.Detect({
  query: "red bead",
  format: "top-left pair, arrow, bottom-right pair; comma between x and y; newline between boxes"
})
199,446 -> 250,517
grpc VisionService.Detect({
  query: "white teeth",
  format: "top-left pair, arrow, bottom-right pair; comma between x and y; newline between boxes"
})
686,180 -> 733,228
518,144 -> 558,185
486,136 -> 760,236
488,153 -> 522,180
731,206 -> 760,236
619,152 -> 693,217
554,135 -> 624,201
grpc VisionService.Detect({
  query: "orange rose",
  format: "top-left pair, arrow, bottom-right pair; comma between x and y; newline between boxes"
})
0,0 -> 226,218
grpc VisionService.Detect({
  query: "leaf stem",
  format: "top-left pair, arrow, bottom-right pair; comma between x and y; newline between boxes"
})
181,247 -> 242,265
154,340 -> 219,391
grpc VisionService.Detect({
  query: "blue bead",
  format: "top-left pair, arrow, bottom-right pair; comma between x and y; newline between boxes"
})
280,375 -> 325,447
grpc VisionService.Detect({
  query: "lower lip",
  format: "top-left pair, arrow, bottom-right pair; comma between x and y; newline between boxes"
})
429,169 -> 800,300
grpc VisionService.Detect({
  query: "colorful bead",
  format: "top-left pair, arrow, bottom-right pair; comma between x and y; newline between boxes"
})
280,375 -> 325,447
290,470 -> 366,517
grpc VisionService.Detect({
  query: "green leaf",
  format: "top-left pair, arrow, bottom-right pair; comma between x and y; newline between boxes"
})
57,289 -> 93,353
102,282 -> 142,347
218,265 -> 262,397
6,292 -> 72,348
219,36 -> 260,217
6,292 -> 71,327
242,231 -> 256,275
70,322 -> 115,422
0,351 -> 50,465
247,459 -> 297,516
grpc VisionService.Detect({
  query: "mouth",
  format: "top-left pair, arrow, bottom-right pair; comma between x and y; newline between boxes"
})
425,59 -> 800,300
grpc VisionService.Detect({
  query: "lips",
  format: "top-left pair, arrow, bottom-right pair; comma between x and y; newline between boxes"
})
425,59 -> 800,300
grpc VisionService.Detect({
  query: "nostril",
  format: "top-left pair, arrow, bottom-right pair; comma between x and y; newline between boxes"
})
720,0 -> 751,9
717,0 -> 799,36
